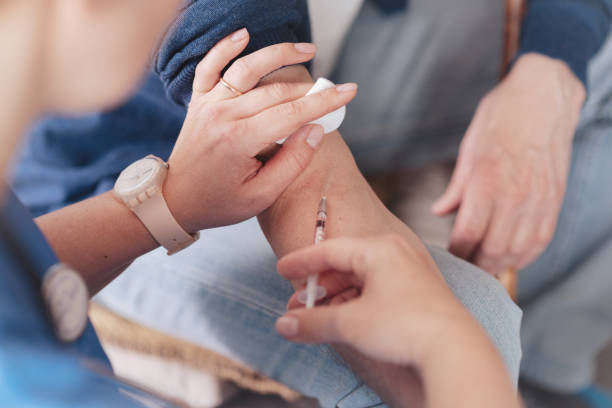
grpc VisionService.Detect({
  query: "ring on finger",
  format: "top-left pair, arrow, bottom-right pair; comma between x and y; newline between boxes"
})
219,77 -> 244,97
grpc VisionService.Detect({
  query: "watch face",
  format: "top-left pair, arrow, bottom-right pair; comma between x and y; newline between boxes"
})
42,263 -> 89,342
115,157 -> 161,195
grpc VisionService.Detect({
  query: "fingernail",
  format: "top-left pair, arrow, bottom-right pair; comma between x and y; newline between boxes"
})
231,28 -> 248,42
294,43 -> 317,53
336,83 -> 358,93
306,126 -> 324,149
276,316 -> 299,337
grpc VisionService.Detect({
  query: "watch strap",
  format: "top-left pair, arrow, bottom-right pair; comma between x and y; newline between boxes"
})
132,193 -> 198,255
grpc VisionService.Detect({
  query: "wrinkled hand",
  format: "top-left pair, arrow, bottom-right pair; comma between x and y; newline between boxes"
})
164,29 -> 358,232
432,54 -> 585,275
275,235 -> 480,367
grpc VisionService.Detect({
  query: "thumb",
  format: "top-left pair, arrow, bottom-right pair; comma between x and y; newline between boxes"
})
275,305 -> 344,344
247,124 -> 324,198
432,162 -> 468,216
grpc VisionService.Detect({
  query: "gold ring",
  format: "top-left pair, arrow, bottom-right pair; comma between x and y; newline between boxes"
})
219,77 -> 244,97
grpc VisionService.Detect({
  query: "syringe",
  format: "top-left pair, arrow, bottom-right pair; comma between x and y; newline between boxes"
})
297,197 -> 328,308
306,197 -> 327,308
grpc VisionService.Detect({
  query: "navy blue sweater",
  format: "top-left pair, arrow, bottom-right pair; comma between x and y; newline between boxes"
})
156,0 -> 311,105
156,0 -> 612,106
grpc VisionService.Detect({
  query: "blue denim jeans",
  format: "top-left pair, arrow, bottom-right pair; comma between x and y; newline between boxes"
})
331,0 -> 612,393
517,35 -> 612,391
95,217 -> 522,408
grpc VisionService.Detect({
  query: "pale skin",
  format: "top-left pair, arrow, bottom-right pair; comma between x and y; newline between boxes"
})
433,53 -> 586,276
257,65 -> 487,407
2,1 -> 518,406
275,235 -> 521,408
34,32 -> 358,295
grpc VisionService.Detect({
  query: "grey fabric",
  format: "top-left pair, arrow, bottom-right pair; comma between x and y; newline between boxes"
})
331,0 -> 503,172
96,218 -> 522,408
333,0 -> 612,392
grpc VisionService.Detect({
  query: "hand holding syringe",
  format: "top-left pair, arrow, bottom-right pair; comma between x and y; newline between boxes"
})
297,196 -> 328,308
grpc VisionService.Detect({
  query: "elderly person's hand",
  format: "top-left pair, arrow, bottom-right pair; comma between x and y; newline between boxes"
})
164,29 -> 358,233
432,54 -> 586,276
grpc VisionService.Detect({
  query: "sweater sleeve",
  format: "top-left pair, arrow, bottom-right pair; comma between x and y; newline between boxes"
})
155,0 -> 311,106
518,0 -> 612,87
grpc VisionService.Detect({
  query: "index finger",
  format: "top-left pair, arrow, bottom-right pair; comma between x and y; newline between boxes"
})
245,83 -> 358,149
286,271 -> 355,310
219,42 -> 317,95
192,28 -> 250,94
277,237 -> 371,283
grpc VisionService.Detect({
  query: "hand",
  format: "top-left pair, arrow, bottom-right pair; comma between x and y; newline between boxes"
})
164,29 -> 358,232
432,54 -> 585,275
275,235 -> 480,367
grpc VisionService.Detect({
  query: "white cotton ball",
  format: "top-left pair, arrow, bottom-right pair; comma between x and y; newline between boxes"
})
277,77 -> 346,144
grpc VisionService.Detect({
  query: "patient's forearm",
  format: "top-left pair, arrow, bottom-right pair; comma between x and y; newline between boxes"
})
258,129 -> 425,258
256,67 -> 425,254
258,130 -> 427,407
257,67 -> 431,407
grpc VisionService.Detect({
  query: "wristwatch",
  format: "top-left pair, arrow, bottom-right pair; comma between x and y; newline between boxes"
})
114,155 -> 199,255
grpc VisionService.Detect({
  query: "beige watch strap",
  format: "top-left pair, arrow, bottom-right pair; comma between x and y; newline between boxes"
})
132,193 -> 198,255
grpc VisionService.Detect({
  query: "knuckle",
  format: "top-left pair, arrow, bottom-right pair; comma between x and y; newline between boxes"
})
507,188 -> 529,206
505,176 -> 529,204
281,42 -> 297,53
266,43 -> 294,62
271,43 -> 290,58
456,224 -> 481,243
194,59 -> 210,80
481,241 -> 504,258
474,175 -> 500,198
220,120 -> 246,141
507,172 -> 535,205
201,104 -> 226,122
291,147 -> 310,169
280,100 -> 304,117
268,82 -> 292,101
282,147 -> 310,175
231,57 -> 254,78
313,90 -> 338,111
509,242 -> 526,257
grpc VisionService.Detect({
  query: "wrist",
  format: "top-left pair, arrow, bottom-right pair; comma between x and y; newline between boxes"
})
416,316 -> 518,408
415,312 -> 487,370
513,53 -> 586,111
163,166 -> 201,235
